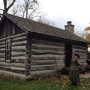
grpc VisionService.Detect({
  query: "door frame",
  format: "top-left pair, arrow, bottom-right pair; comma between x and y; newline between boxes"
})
65,43 -> 72,67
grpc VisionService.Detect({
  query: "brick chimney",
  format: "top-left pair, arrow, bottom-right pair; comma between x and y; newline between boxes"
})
65,21 -> 74,33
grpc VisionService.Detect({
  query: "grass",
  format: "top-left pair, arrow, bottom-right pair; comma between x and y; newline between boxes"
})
0,75 -> 90,90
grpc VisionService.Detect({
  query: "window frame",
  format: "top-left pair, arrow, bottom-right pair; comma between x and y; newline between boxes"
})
5,38 -> 11,62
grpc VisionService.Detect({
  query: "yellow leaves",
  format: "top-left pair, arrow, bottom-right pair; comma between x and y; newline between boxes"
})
55,80 -> 59,83
60,75 -> 69,90
33,74 -> 90,90
85,34 -> 90,42
84,26 -> 90,31
55,84 -> 59,87
84,26 -> 90,42
62,85 -> 64,88
86,43 -> 90,48
82,86 -> 85,89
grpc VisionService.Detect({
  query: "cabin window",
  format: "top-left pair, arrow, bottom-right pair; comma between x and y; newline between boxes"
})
5,39 -> 11,61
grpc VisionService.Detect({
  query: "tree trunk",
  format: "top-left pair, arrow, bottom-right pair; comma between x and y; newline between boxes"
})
3,0 -> 16,15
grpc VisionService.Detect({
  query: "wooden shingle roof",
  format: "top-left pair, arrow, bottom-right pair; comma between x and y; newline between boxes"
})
5,14 -> 88,43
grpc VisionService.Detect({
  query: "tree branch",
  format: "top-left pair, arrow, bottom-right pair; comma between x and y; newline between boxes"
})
7,0 -> 16,12
3,0 -> 7,10
0,9 -> 3,11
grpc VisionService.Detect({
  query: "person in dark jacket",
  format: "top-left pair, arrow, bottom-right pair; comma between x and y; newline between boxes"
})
69,54 -> 80,85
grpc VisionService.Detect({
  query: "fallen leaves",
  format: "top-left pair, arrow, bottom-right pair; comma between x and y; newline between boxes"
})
32,74 -> 90,90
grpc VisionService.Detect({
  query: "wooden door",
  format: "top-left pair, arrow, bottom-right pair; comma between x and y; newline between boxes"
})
65,44 -> 72,67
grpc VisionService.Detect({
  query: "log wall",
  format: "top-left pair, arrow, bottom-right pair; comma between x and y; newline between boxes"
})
0,33 -> 27,80
72,45 -> 87,65
30,39 -> 65,75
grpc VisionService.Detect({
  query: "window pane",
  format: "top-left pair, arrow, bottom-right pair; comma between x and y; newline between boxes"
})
6,39 -> 11,61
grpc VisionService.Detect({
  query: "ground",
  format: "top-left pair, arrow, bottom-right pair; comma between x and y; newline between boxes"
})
0,73 -> 90,90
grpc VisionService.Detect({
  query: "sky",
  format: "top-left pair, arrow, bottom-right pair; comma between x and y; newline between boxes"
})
38,0 -> 90,31
0,0 -> 90,32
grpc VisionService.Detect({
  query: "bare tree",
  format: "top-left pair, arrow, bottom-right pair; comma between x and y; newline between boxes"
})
0,0 -> 16,19
3,0 -> 16,14
1,0 -> 55,26
74,29 -> 86,39
37,15 -> 55,26
16,0 -> 39,19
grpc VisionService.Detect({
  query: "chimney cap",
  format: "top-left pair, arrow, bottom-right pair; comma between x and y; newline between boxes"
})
65,21 -> 74,27
67,21 -> 71,23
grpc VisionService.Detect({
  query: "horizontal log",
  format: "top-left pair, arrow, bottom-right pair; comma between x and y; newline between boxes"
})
75,53 -> 87,57
0,33 -> 26,42
80,55 -> 87,58
32,43 -> 64,49
79,58 -> 87,61
11,56 -> 26,60
0,66 -> 25,74
32,39 -> 65,46
0,58 -> 5,61
31,57 -> 64,61
31,60 -> 55,65
73,49 -> 87,52
12,36 -> 26,41
30,67 -> 55,72
32,46 -> 64,51
31,59 -> 64,66
11,52 -> 26,56
6,67 -> 25,70
30,70 -> 56,75
0,57 -> 5,59
0,53 -> 5,55
11,59 -> 25,63
31,64 -> 55,67
0,42 -> 5,45
77,53 -> 87,56
32,55 -> 65,58
0,70 -> 25,78
0,56 -> 5,58
56,63 -> 65,67
30,65 -> 55,71
0,48 -> 5,51
79,56 -> 87,59
0,62 -> 25,67
11,54 -> 26,57
11,33 -> 26,39
12,41 -> 27,47
31,55 -> 65,60
12,49 -> 26,52
32,43 -> 64,48
0,39 -> 5,42
12,38 -> 27,43
12,46 -> 26,50
0,50 -> 5,53
0,66 -> 24,70
73,51 -> 87,54
55,60 -> 64,64
31,49 -> 64,55
73,45 -> 87,49
0,45 -> 5,48
56,65 -> 65,70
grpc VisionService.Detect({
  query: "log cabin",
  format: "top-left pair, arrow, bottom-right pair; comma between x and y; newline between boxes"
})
0,14 -> 89,81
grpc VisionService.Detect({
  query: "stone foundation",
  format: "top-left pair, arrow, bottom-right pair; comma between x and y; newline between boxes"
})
0,70 -> 26,81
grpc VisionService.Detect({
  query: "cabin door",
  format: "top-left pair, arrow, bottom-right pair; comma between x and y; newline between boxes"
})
65,44 -> 72,67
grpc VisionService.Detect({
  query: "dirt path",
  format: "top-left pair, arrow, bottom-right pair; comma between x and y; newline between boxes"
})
80,72 -> 90,78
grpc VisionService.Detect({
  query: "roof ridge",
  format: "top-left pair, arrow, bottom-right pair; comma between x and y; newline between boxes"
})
6,13 -> 63,30
4,13 -> 88,43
